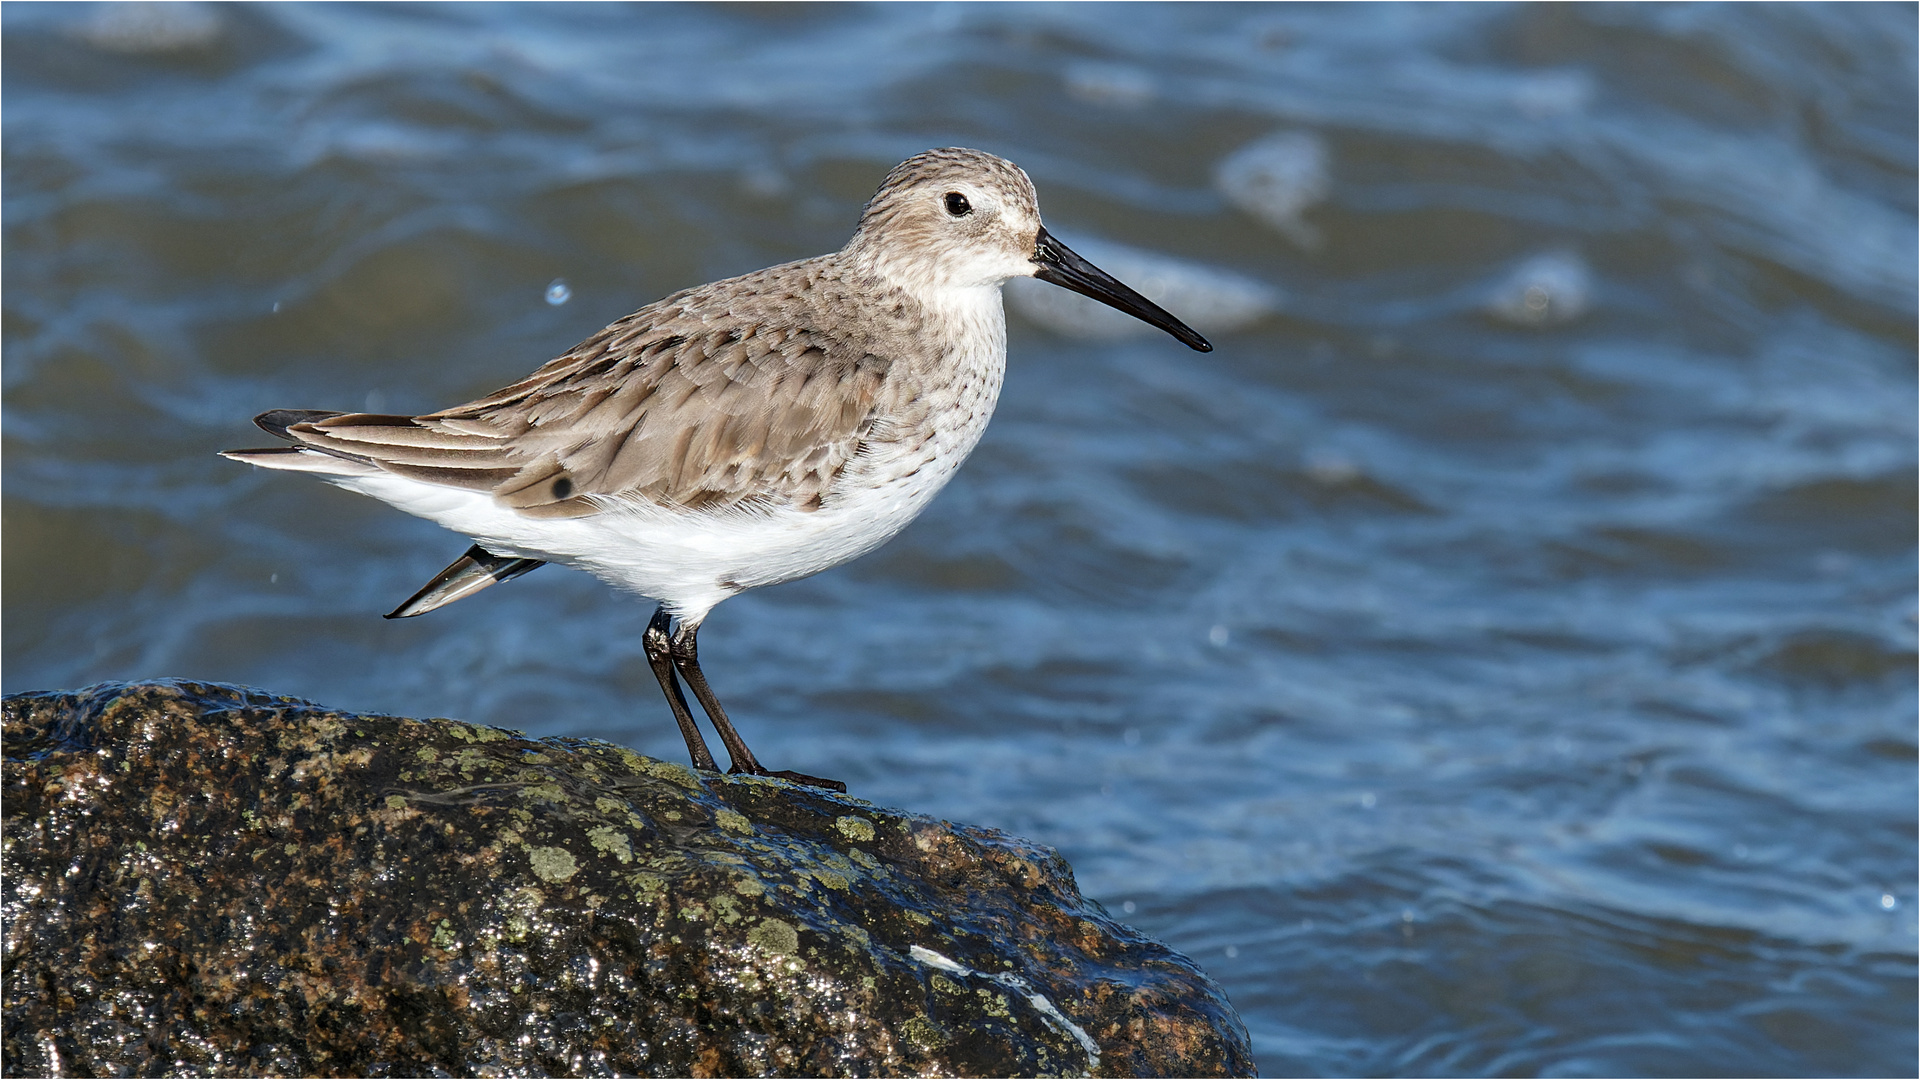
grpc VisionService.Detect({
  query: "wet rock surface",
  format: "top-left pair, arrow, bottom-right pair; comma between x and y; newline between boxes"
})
2,681 -> 1253,1078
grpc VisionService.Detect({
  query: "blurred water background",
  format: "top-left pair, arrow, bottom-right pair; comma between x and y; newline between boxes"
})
5,3 -> 1915,1075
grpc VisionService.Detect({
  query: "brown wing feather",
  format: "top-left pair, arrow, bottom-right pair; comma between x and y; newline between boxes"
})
280,261 -> 897,519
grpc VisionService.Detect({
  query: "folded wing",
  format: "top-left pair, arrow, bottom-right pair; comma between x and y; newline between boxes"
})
229,275 -> 895,520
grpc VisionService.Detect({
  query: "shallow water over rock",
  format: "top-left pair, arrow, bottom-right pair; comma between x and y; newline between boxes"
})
4,4 -> 1914,1075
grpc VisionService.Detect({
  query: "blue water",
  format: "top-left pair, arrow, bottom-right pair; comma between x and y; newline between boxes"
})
5,4 -> 1915,1075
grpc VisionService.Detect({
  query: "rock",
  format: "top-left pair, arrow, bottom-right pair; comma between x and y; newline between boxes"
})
2,681 -> 1253,1078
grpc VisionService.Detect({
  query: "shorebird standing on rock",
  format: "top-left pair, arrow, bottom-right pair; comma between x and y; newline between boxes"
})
224,148 -> 1211,792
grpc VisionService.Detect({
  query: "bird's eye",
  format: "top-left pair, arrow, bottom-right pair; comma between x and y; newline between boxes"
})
944,192 -> 972,217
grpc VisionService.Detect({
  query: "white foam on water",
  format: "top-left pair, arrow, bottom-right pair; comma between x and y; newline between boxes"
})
1216,130 -> 1332,249
1485,250 -> 1593,326
71,1 -> 222,52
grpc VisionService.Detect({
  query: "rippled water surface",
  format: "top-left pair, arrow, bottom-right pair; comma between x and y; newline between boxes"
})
6,4 -> 1915,1075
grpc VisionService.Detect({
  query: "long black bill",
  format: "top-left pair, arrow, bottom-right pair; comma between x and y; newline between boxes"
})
1030,226 -> 1213,352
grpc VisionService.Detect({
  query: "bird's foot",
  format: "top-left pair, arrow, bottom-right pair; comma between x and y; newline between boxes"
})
732,765 -> 847,793
776,770 -> 848,793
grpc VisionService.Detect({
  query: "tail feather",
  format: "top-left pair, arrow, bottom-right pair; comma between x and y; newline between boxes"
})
220,446 -> 381,476
228,409 -> 387,473
226,413 -> 549,618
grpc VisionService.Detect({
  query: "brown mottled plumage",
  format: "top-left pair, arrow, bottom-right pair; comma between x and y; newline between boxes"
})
281,274 -> 903,519
224,148 -> 1209,790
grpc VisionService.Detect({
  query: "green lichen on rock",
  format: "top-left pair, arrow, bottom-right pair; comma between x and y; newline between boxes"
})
2,680 -> 1253,1078
837,814 -> 877,842
528,845 -> 579,882
587,826 -> 634,864
749,916 -> 802,956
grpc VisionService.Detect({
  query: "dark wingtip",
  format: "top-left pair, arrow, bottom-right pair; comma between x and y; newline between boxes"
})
254,409 -> 345,441
385,545 -> 547,620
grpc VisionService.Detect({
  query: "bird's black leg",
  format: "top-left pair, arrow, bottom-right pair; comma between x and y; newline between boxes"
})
642,605 -> 719,773
670,620 -> 847,793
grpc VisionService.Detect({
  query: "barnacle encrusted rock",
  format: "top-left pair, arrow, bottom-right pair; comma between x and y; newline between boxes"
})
2,680 -> 1253,1078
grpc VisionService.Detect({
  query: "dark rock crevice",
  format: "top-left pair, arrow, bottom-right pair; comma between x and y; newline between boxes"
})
3,680 -> 1253,1078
